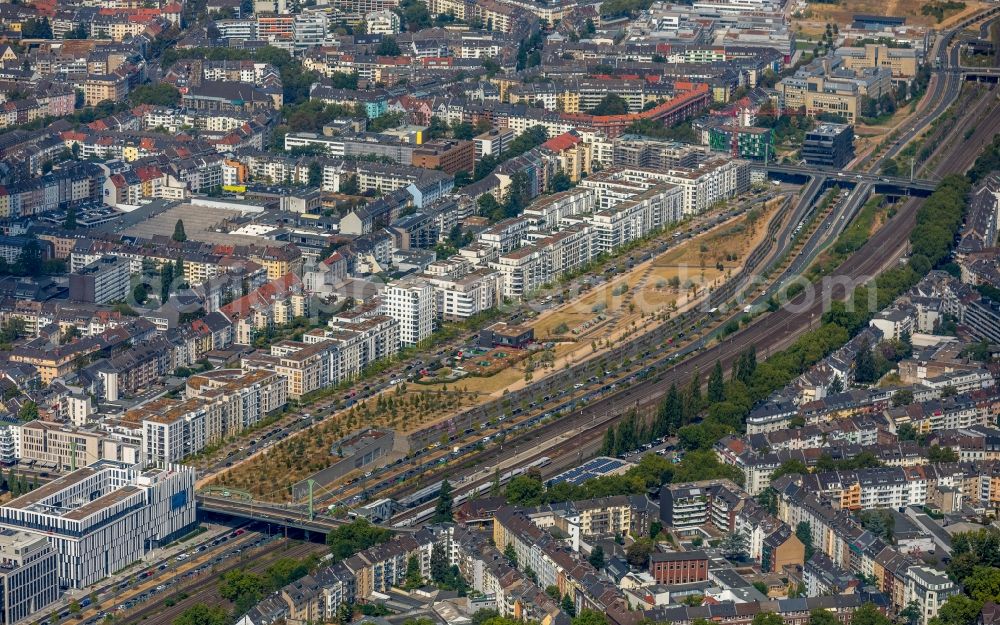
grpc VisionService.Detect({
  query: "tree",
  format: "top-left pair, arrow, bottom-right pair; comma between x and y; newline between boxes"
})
15,239 -> 42,277
503,543 -> 518,566
589,94 -> 629,116
403,553 -> 423,589
398,0 -> 431,31
160,261 -> 174,303
573,610 -> 607,625
172,219 -> 187,242
588,545 -> 605,569
174,256 -> 186,283
218,569 -> 265,612
752,613 -> 784,625
549,170 -> 574,193
129,83 -> 181,107
69,600 -> 81,615
326,518 -> 393,561
308,161 -> 322,187
490,468 -> 501,496
17,401 -> 38,422
433,479 -> 454,523
771,459 -> 808,481
964,566 -> 1000,603
430,543 -> 450,583
173,604 -> 229,625
899,602 -> 922,625
828,374 -> 844,395
20,17 -> 52,39
708,361 -> 725,403
851,604 -> 892,625
854,343 -> 877,383
561,595 -> 577,617
796,522 -> 814,559
376,37 -> 402,56
625,537 -> 654,567
65,207 -> 77,230
928,445 -> 959,463
934,595 -> 983,625
452,121 -> 478,140
720,531 -> 748,560
892,389 -> 914,407
132,282 -> 148,305
857,509 -> 894,542
506,475 -> 544,506
341,174 -> 360,195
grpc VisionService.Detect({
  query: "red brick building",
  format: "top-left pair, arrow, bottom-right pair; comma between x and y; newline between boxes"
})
649,550 -> 709,584
411,139 -> 475,175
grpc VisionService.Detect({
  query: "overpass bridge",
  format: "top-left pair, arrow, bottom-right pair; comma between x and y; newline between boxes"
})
197,493 -> 419,534
197,493 -> 347,534
758,164 -> 938,196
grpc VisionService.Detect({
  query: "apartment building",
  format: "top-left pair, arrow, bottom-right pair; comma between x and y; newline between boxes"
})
82,74 -> 128,106
907,567 -> 957,625
522,187 -> 595,230
474,128 -> 515,161
659,480 -> 744,531
68,256 -> 131,304
132,369 -> 286,465
798,468 -> 927,511
256,315 -> 400,396
0,461 -> 195,588
19,421 -> 118,472
772,474 -> 957,618
343,529 -> 436,597
383,278 -> 434,345
423,268 -> 501,321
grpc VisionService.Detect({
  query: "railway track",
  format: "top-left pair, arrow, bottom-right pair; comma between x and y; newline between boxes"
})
117,540 -> 323,625
392,79 -> 1000,526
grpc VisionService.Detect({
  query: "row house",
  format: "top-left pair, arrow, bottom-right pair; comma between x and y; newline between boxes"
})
772,475 -> 956,622
342,529 -> 436,597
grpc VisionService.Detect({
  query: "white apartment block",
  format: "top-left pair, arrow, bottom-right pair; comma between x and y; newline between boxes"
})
142,108 -> 252,134
906,567 -> 957,625
365,10 -> 400,34
293,11 -> 330,50
522,187 -> 596,230
383,278 -> 434,345
0,461 -> 195,589
641,159 -> 749,215
477,217 -> 532,254
135,370 -> 286,466
583,185 -> 684,253
423,268 -> 501,321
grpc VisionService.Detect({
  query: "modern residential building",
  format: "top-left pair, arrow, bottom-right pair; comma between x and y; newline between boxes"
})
383,278 -> 434,346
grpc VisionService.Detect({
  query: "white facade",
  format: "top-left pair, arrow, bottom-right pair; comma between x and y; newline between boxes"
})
383,279 -> 434,345
0,461 -> 195,589
365,10 -> 400,34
